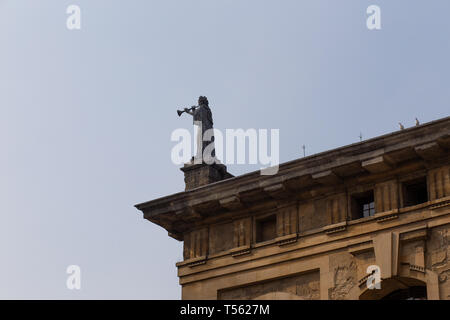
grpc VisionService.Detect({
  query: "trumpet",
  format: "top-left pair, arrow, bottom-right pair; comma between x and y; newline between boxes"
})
177,106 -> 197,117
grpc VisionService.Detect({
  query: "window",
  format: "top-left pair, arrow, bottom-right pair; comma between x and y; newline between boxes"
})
402,177 -> 428,207
351,190 -> 375,219
363,201 -> 375,217
256,215 -> 277,243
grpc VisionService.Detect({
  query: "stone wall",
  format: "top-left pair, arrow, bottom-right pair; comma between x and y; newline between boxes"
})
427,225 -> 450,299
189,164 -> 449,260
218,271 -> 320,300
180,165 -> 450,300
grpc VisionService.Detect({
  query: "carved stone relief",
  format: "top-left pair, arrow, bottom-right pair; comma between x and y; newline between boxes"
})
218,271 -> 320,300
329,253 -> 357,300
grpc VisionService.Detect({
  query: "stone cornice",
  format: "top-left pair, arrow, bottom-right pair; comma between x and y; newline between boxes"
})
135,116 -> 450,239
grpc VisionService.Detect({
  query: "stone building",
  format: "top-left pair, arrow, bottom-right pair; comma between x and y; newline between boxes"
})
135,117 -> 450,300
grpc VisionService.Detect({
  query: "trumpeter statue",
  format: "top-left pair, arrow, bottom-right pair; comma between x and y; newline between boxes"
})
177,96 -> 232,190
177,96 -> 215,163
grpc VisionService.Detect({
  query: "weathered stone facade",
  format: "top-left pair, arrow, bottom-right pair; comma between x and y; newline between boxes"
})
136,117 -> 450,299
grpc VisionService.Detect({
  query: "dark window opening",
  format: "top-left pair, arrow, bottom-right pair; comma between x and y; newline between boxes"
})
402,177 -> 428,207
256,215 -> 277,243
381,286 -> 427,300
351,190 -> 375,219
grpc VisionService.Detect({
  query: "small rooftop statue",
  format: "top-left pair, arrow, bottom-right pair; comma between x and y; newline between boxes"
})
177,96 -> 215,163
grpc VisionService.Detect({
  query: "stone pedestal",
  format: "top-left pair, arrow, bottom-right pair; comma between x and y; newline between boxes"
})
180,161 -> 233,191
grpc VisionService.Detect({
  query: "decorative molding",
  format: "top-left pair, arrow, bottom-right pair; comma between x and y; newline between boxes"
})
375,209 -> 398,223
400,262 -> 426,274
185,256 -> 207,268
220,195 -> 244,211
276,234 -> 298,246
409,264 -> 426,273
325,226 -> 346,234
347,241 -> 374,256
230,245 -> 252,258
430,199 -> 450,210
324,221 -> 347,235
399,227 -> 428,243
376,214 -> 399,223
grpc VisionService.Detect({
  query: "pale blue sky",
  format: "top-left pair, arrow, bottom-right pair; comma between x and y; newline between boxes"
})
0,0 -> 449,299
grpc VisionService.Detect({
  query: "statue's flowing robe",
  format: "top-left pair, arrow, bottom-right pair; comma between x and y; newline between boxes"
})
193,105 -> 215,160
